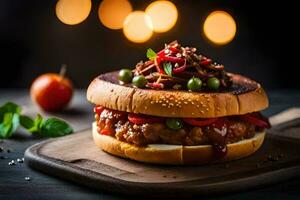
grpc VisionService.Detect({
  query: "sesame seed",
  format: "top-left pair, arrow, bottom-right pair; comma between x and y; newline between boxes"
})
184,102 -> 188,104
191,102 -> 195,105
150,101 -> 155,104
162,104 -> 166,107
200,110 -> 204,114
196,105 -> 200,108
169,103 -> 174,106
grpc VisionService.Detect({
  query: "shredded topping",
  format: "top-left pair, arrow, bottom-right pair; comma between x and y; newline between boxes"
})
132,40 -> 232,90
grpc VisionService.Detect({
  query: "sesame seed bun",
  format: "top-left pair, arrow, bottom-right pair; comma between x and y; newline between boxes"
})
87,71 -> 268,118
92,122 -> 266,165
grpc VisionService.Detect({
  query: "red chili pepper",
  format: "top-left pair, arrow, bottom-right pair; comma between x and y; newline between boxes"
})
94,106 -> 105,114
173,59 -> 187,74
243,113 -> 271,129
128,114 -> 164,125
161,55 -> 185,64
200,58 -> 212,66
169,47 -> 180,53
157,50 -> 165,56
147,82 -> 164,89
183,118 -> 218,126
155,56 -> 165,74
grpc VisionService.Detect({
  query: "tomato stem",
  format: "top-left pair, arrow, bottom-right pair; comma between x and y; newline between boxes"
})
59,64 -> 67,79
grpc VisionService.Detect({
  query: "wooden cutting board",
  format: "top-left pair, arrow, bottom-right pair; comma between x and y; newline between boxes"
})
25,109 -> 300,197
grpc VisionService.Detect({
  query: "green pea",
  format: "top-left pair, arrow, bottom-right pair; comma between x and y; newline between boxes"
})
118,69 -> 133,83
166,118 -> 184,130
207,77 -> 220,90
132,75 -> 147,88
187,77 -> 202,92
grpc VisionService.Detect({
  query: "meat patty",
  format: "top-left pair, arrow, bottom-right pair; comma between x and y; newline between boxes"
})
96,109 -> 257,146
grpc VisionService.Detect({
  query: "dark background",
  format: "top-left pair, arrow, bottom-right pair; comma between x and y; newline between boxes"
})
0,0 -> 297,89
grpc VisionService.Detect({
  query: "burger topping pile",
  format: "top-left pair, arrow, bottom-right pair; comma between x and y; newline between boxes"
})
94,106 -> 270,158
118,40 -> 232,91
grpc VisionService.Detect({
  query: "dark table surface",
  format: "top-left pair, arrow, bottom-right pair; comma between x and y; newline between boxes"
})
1,89 -> 300,200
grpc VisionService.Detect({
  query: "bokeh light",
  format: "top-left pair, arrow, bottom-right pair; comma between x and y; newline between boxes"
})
203,11 -> 236,45
145,1 -> 178,33
56,0 -> 92,25
98,0 -> 132,30
123,11 -> 153,43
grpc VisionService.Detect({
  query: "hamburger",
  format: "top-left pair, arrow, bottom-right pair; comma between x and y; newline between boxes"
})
87,41 -> 270,165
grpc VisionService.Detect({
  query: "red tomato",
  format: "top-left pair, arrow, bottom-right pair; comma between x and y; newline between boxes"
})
243,113 -> 271,128
30,73 -> 73,111
128,114 -> 164,125
94,106 -> 105,114
183,118 -> 218,126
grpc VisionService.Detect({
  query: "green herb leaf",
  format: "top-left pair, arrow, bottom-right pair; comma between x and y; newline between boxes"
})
0,102 -> 73,138
40,118 -> 73,137
163,62 -> 173,76
0,102 -> 21,139
0,102 -> 21,121
27,114 -> 44,133
20,115 -> 35,129
146,48 -> 157,60
0,112 -> 19,139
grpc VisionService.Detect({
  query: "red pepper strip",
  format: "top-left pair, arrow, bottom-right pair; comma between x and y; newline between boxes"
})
243,114 -> 271,129
183,118 -> 218,126
147,82 -> 164,89
173,59 -> 187,74
155,56 -> 165,74
161,55 -> 185,64
94,106 -> 105,114
157,50 -> 165,56
200,58 -> 212,66
169,47 -> 180,53
128,114 -> 164,125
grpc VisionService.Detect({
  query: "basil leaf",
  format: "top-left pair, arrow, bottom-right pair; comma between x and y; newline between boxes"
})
28,114 -> 44,133
163,62 -> 172,76
20,115 -> 35,129
0,112 -> 19,139
0,102 -> 21,121
40,118 -> 73,137
146,48 -> 157,60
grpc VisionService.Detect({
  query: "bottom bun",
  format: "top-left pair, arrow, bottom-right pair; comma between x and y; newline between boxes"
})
92,122 -> 265,165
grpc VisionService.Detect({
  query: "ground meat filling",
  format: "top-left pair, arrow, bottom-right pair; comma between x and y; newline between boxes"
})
95,109 -> 257,147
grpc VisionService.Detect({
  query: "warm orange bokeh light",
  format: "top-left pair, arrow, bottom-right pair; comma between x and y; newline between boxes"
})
123,11 -> 153,43
56,0 -> 92,25
203,11 -> 236,45
98,0 -> 132,30
145,1 -> 178,33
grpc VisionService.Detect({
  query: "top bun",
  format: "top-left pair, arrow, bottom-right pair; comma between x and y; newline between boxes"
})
87,71 -> 268,118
